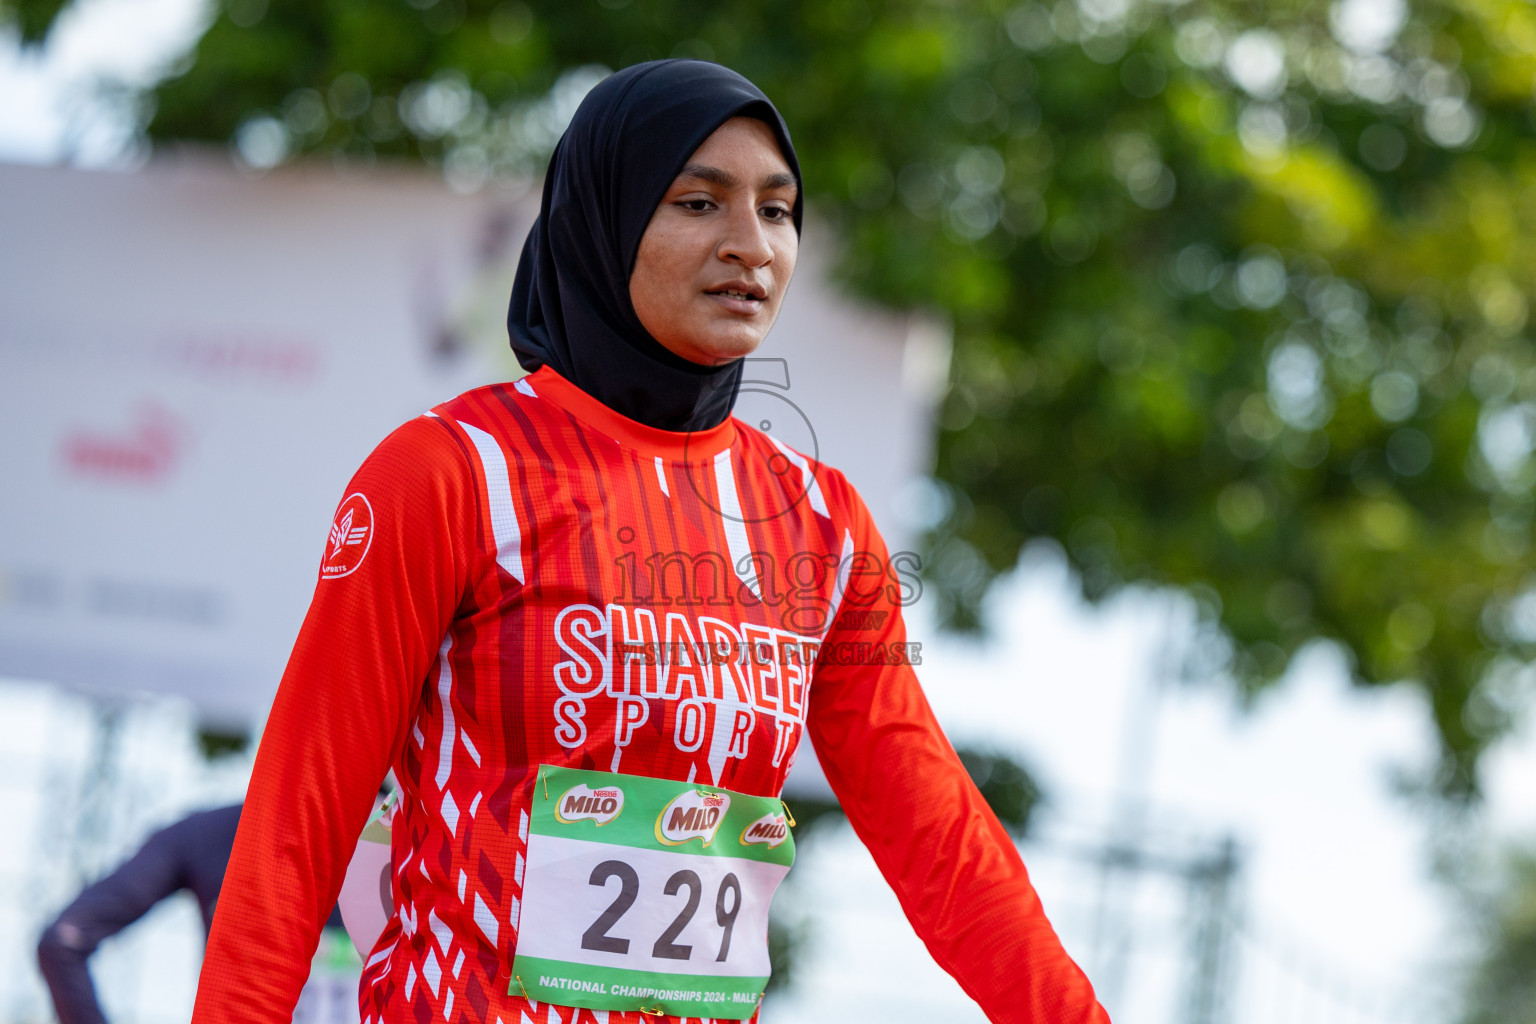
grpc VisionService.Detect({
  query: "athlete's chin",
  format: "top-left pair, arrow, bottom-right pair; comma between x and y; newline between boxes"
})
665,328 -> 766,367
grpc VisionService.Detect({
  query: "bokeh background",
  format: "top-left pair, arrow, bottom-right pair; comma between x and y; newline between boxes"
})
3,0 -> 1536,1021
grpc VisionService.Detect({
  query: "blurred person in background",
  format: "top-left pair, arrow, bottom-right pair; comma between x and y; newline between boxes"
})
36,802 -> 361,1024
191,59 -> 1106,1024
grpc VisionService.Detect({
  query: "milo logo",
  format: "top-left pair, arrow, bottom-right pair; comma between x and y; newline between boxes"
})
739,812 -> 790,849
655,789 -> 732,847
554,783 -> 624,826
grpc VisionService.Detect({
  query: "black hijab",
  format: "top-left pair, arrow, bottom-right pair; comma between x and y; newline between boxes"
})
506,60 -> 803,432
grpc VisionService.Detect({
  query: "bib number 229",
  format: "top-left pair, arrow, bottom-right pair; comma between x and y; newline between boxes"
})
582,860 -> 743,963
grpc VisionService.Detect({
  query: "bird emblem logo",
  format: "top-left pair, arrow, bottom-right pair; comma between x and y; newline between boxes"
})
321,494 -> 374,579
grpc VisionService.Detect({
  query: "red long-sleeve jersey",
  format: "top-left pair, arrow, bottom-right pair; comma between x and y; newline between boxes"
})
191,365 -> 1106,1024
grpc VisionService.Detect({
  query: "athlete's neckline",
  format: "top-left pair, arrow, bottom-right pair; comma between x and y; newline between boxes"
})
522,365 -> 738,462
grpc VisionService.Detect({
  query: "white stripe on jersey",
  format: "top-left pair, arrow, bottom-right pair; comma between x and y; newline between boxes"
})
458,421 -> 526,583
767,434 -> 830,519
821,529 -> 857,639
712,450 -> 760,599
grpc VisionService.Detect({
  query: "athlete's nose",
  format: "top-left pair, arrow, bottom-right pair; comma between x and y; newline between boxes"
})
717,204 -> 774,269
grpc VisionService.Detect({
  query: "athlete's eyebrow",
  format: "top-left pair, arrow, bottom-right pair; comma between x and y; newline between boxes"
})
677,163 -> 737,188
676,164 -> 799,195
760,171 -> 799,192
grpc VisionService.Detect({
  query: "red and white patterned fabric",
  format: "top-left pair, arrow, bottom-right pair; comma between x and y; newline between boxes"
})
191,365 -> 1107,1024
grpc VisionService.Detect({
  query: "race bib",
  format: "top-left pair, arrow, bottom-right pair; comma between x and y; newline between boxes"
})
338,792 -> 396,958
511,765 -> 795,1020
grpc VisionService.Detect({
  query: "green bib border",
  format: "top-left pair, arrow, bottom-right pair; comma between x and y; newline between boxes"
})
510,954 -> 766,1020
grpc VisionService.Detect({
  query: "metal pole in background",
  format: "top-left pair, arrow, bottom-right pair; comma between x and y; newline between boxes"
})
1091,596 -> 1181,1008
1186,836 -> 1240,1024
72,699 -> 124,886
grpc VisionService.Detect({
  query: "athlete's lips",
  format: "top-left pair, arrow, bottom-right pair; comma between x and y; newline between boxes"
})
704,279 -> 769,315
705,280 -> 768,301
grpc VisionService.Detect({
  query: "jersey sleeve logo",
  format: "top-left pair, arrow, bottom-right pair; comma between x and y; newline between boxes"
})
321,493 -> 374,579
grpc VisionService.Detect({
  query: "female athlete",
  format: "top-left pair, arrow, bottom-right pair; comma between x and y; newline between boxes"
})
190,60 -> 1108,1024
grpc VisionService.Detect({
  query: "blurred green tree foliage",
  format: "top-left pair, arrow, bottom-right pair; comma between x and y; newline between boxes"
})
0,0 -> 65,43
1462,849 -> 1536,1022
11,0 -> 1536,795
